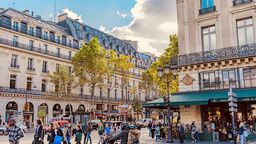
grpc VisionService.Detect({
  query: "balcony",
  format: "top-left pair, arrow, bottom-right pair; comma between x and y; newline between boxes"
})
0,38 -> 71,61
199,6 -> 216,15
10,64 -> 20,68
27,67 -> 35,71
0,87 -> 44,95
233,0 -> 253,6
178,43 -> 256,66
0,22 -> 79,49
42,70 -> 49,73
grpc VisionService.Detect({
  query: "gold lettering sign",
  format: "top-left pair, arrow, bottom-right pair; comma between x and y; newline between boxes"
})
181,74 -> 195,86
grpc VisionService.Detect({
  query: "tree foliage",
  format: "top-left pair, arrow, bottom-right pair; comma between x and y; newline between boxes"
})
72,37 -> 109,97
49,65 -> 76,97
140,34 -> 179,99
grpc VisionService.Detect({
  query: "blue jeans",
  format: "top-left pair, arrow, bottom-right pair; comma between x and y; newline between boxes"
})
149,128 -> 152,137
156,135 -> 160,142
85,133 -> 92,144
240,134 -> 244,144
66,136 -> 71,144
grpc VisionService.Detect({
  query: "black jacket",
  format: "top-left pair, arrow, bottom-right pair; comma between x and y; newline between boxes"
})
110,129 -> 129,144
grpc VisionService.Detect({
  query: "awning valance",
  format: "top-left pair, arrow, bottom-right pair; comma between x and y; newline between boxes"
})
143,88 -> 256,108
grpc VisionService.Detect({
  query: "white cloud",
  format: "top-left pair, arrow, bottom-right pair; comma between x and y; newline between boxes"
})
63,8 -> 83,23
102,0 -> 177,56
116,10 -> 127,18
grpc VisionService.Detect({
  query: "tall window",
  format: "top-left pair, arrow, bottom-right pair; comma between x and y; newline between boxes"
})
42,61 -> 48,73
121,88 -> 124,100
237,18 -> 254,46
13,21 -> 19,31
11,54 -> 18,67
12,36 -> 18,47
43,44 -> 48,54
27,77 -> 33,90
80,87 -> 83,95
20,22 -> 27,34
68,51 -> 72,60
57,48 -> 60,57
201,0 -> 214,9
29,40 -> 34,50
43,31 -> 48,40
29,26 -> 34,36
114,89 -> 117,99
9,75 -> 17,89
41,79 -> 47,92
202,25 -> 216,51
107,88 -> 111,98
27,58 -> 34,70
100,88 -> 103,98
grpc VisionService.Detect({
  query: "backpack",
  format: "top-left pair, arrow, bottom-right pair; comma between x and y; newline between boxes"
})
75,132 -> 82,142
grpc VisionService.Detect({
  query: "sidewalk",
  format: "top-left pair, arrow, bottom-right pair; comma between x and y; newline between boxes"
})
153,139 -> 256,144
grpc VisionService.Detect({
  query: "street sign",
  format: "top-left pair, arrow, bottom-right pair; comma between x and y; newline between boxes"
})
229,107 -> 237,112
228,97 -> 237,102
229,102 -> 238,107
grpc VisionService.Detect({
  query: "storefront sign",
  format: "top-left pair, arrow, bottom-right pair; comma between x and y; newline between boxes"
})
229,107 -> 237,112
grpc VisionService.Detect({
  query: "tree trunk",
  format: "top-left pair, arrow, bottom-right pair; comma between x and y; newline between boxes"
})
91,86 -> 95,120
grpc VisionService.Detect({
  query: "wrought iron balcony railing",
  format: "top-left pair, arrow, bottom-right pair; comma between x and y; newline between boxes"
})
0,22 -> 79,49
0,38 -> 71,60
0,87 -> 45,95
199,6 -> 216,15
178,43 -> 256,66
233,0 -> 253,6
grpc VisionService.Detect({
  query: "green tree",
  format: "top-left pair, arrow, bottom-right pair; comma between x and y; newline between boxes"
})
141,34 -> 178,99
72,37 -> 109,119
131,93 -> 143,119
49,65 -> 76,120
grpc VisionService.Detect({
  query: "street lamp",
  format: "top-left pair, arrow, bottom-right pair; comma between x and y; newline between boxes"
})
157,64 -> 178,143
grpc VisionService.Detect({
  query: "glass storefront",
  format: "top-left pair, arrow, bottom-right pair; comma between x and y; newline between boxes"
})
199,66 -> 256,90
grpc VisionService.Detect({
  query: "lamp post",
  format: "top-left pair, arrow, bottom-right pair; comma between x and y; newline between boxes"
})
157,64 -> 178,143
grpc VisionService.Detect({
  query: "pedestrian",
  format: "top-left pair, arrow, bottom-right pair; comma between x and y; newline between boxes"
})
179,123 -> 185,144
53,125 -> 63,144
47,123 -> 55,144
109,123 -> 129,144
85,122 -> 93,144
7,117 -> 24,144
63,124 -> 72,144
97,122 -> 105,144
155,123 -> 160,142
151,122 -> 156,139
104,123 -> 112,142
75,124 -> 83,144
127,125 -> 140,144
239,122 -> 246,144
191,121 -> 197,142
82,122 -> 87,144
148,121 -> 152,138
33,119 -> 44,144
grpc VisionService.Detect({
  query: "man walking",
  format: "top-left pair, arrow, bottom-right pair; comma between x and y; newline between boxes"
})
8,117 -> 24,144
97,122 -> 104,144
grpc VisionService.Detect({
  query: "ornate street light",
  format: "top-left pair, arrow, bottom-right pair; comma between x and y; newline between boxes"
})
157,63 -> 178,143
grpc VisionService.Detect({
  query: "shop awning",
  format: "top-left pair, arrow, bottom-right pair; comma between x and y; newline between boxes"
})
143,88 -> 256,108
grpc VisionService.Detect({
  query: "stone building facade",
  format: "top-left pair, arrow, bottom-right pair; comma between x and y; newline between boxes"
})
0,8 -> 156,125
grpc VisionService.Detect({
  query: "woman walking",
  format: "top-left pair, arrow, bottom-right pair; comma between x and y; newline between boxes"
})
33,119 -> 44,144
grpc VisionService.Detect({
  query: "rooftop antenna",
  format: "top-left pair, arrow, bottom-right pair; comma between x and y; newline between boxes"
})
10,1 -> 17,8
54,0 -> 56,22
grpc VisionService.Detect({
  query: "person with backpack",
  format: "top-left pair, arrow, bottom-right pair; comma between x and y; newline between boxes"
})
75,124 -> 83,144
98,122 -> 104,144
33,119 -> 44,144
53,125 -> 64,144
47,123 -> 55,144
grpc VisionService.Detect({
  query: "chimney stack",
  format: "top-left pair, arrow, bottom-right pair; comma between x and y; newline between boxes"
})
58,13 -> 68,22
23,10 -> 30,15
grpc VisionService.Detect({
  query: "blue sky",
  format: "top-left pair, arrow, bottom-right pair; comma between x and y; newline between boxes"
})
1,0 -> 177,55
1,0 -> 135,29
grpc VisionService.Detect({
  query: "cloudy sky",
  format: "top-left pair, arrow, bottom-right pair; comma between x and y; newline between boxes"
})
2,0 -> 177,55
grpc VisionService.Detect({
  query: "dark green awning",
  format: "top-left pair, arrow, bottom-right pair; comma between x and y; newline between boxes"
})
143,88 -> 256,108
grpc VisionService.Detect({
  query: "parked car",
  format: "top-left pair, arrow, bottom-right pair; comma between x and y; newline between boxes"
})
89,120 -> 101,129
17,124 -> 28,133
136,118 -> 152,127
0,126 -> 8,135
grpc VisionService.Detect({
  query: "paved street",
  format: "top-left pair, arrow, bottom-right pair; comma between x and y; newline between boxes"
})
2,128 -> 256,144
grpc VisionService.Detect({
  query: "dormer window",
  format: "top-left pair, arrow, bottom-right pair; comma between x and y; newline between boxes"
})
13,21 -> 19,31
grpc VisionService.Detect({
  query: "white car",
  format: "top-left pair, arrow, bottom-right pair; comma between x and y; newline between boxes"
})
0,126 -> 8,135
